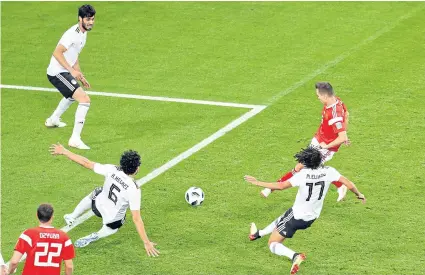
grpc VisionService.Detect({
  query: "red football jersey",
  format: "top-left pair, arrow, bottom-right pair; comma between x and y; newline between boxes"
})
314,97 -> 347,152
14,226 -> 75,275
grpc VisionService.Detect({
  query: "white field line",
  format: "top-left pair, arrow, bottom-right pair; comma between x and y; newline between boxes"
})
136,105 -> 266,186
0,84 -> 263,109
3,86 -> 266,268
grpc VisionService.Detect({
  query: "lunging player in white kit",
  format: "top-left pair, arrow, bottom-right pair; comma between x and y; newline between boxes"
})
244,147 -> 366,274
49,143 -> 159,257
45,5 -> 96,150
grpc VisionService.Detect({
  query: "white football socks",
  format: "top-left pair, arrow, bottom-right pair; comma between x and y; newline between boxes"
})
269,242 -> 295,260
71,103 -> 90,139
97,225 -> 118,239
70,195 -> 92,219
259,220 -> 277,237
51,98 -> 74,120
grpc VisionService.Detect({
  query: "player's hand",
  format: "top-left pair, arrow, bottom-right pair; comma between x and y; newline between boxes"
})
80,76 -> 91,88
49,143 -> 67,155
70,69 -> 83,81
319,142 -> 328,149
244,175 -> 258,185
344,138 -> 351,146
2,265 -> 9,275
357,193 -> 366,204
144,241 -> 160,257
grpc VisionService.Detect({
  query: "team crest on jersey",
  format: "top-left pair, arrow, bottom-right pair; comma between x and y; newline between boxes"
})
71,79 -> 77,85
335,122 -> 342,129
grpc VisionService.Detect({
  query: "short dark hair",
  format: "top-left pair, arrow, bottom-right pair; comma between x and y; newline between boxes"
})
37,204 -> 54,223
294,146 -> 322,169
315,82 -> 334,96
78,4 -> 96,19
120,150 -> 141,175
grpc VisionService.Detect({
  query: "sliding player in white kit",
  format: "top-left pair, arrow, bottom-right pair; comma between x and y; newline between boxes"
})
49,143 -> 159,257
45,5 -> 96,150
244,146 -> 366,274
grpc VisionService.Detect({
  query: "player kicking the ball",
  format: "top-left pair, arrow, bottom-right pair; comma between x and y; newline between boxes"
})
49,143 -> 159,257
245,146 -> 366,274
261,82 -> 350,201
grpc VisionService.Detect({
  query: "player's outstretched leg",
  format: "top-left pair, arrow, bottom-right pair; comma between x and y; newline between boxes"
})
64,194 -> 93,226
75,224 -> 118,248
68,87 -> 91,150
268,227 -> 306,274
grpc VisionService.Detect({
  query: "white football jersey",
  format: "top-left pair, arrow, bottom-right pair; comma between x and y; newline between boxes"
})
93,163 -> 141,224
289,166 -> 341,221
0,252 -> 4,266
47,24 -> 87,76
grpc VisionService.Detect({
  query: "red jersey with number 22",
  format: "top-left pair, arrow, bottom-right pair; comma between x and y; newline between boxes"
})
14,226 -> 75,275
314,97 -> 347,152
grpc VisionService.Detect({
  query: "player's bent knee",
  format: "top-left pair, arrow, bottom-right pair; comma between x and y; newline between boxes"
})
269,242 -> 278,253
72,88 -> 91,103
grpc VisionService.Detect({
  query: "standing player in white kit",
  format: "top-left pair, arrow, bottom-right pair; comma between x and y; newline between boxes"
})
45,5 -> 96,150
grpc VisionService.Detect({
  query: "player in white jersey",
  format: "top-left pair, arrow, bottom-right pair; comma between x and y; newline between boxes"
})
49,143 -> 160,257
45,5 -> 96,150
244,147 -> 366,275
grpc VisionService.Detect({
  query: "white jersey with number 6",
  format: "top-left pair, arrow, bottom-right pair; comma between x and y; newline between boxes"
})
93,163 -> 141,224
288,166 -> 341,221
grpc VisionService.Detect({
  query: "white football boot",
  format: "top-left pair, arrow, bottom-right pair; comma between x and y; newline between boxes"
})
45,117 -> 66,128
63,214 -> 75,227
68,137 -> 90,150
75,232 -> 99,248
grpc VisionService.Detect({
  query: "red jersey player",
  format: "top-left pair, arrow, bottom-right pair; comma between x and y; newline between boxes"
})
8,204 -> 75,275
261,82 -> 350,201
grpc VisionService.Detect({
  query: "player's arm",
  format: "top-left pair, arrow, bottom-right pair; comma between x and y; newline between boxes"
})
72,59 -> 81,71
53,33 -> 83,80
64,259 -> 73,275
320,131 -> 348,149
338,176 -> 366,203
244,175 -> 292,190
8,251 -> 23,274
131,210 -> 160,257
53,44 -> 74,73
49,143 -> 95,170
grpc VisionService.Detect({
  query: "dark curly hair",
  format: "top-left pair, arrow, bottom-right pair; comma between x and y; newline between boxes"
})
294,146 -> 322,169
120,150 -> 141,175
78,4 -> 96,19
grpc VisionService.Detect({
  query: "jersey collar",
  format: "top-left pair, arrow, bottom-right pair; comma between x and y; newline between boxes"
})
39,225 -> 54,228
325,99 -> 339,109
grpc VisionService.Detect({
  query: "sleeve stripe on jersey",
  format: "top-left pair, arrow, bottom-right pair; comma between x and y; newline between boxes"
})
19,233 -> 32,247
328,117 -> 343,126
65,239 -> 73,247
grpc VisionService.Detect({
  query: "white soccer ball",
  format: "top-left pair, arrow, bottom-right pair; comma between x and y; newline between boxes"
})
185,187 -> 205,206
